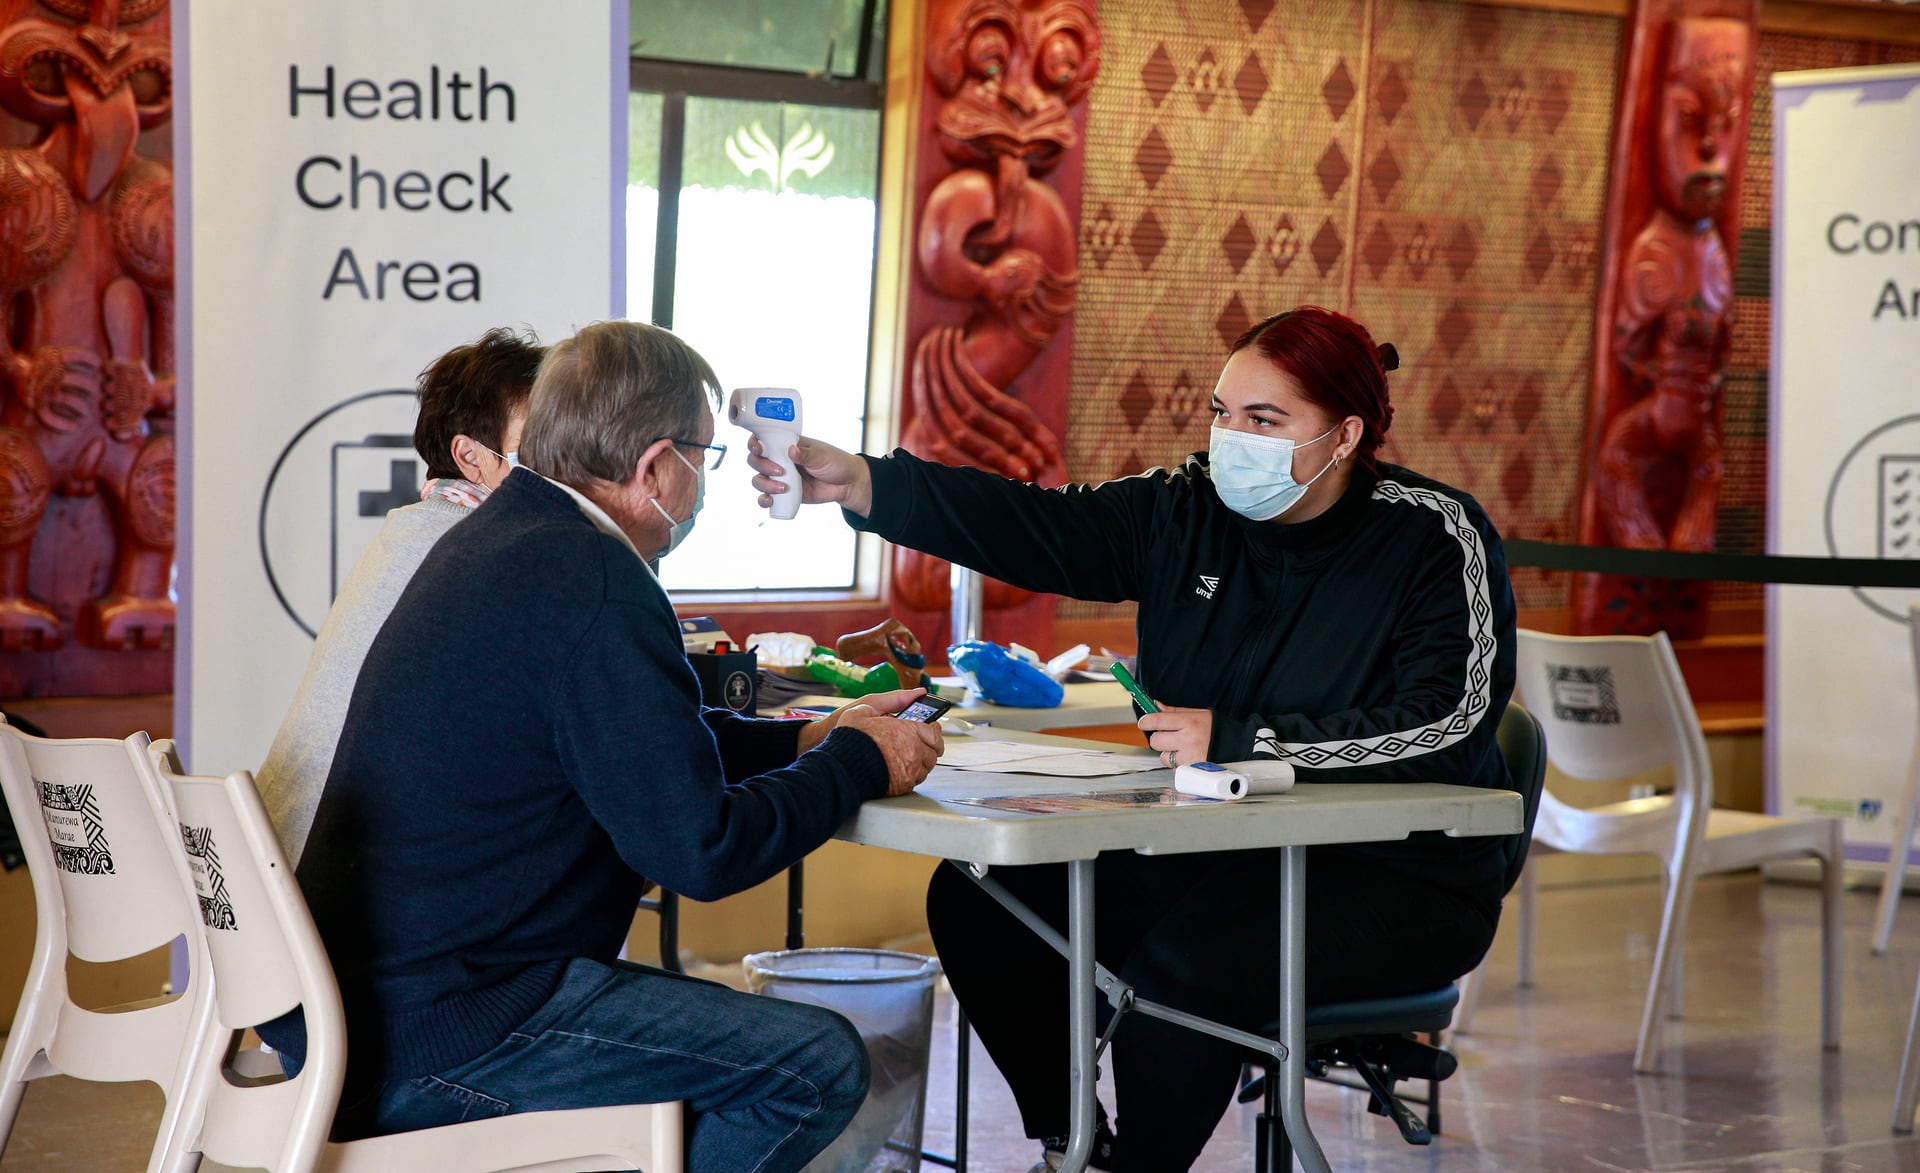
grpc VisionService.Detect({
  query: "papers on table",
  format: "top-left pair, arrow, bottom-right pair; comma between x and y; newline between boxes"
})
947,787 -> 1227,814
937,737 -> 1162,778
924,734 -> 1261,814
755,668 -> 825,710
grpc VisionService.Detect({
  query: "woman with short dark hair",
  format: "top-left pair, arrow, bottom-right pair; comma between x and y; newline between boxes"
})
750,305 -> 1520,1172
258,327 -> 542,866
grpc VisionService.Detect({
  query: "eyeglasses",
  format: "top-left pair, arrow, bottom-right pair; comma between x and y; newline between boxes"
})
654,437 -> 728,470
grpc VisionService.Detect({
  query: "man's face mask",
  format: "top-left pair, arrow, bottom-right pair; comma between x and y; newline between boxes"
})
1207,423 -> 1340,521
650,445 -> 705,556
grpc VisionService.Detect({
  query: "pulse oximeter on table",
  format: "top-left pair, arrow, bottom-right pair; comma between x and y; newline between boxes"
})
1175,762 -> 1248,800
1174,759 -> 1297,801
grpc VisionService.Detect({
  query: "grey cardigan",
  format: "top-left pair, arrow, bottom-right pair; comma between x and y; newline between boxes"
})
257,494 -> 471,865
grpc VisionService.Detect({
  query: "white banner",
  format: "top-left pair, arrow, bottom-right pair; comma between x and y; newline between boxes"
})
179,1 -> 622,773
1769,64 -> 1920,858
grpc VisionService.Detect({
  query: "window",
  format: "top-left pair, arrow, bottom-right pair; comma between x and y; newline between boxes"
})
628,0 -> 889,594
630,0 -> 881,78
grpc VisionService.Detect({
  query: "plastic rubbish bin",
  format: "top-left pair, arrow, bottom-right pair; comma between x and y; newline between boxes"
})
745,948 -> 942,1173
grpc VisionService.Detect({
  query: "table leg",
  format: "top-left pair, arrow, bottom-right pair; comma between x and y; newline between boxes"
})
956,1006 -> 970,1172
1279,845 -> 1330,1173
1060,858 -> 1098,1173
785,861 -> 805,952
923,1008 -> 969,1170
651,890 -> 682,974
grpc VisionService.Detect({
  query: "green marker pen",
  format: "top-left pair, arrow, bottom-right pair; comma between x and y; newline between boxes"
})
1110,662 -> 1159,714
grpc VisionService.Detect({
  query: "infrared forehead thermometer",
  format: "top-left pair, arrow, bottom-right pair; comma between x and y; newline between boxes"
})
729,388 -> 804,520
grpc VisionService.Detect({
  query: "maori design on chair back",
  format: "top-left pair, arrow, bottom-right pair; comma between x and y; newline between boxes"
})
0,0 -> 174,687
1573,6 -> 1754,638
894,0 -> 1100,612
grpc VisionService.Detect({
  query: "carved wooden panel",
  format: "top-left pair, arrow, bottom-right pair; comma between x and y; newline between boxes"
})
890,0 -> 1100,654
0,0 -> 172,696
1572,0 -> 1757,638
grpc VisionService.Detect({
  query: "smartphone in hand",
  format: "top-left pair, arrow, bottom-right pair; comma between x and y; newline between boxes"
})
896,695 -> 955,723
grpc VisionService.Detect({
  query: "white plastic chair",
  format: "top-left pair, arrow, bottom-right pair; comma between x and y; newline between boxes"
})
1898,975 -> 1920,1134
142,741 -> 684,1173
1871,605 -> 1920,955
1453,629 -> 1842,1073
0,721 -> 216,1173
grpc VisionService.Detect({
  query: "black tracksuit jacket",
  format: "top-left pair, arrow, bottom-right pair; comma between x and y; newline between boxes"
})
851,448 -> 1520,897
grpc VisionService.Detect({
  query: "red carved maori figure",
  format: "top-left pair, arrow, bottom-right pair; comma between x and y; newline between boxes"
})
1575,11 -> 1753,638
893,0 -> 1099,611
0,0 -> 173,668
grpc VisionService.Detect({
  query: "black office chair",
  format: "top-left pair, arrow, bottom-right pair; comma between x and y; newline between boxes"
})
1239,702 -> 1547,1171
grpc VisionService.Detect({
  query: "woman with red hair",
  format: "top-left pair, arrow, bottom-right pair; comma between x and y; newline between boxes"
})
752,305 -> 1519,1172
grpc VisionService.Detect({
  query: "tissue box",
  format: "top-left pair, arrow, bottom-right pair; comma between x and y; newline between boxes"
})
688,648 -> 758,713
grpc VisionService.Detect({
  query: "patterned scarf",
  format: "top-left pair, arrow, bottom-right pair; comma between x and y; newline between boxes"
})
420,478 -> 489,510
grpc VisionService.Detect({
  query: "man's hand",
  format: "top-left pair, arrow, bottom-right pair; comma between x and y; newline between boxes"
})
795,688 -> 927,755
747,435 -> 874,518
834,703 -> 944,796
1139,705 -> 1214,769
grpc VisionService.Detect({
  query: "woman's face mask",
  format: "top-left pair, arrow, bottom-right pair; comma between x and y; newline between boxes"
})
481,445 -> 519,468
470,406 -> 528,491
1208,423 -> 1341,521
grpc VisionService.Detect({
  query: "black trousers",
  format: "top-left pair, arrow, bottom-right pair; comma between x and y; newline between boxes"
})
926,845 -> 1501,1173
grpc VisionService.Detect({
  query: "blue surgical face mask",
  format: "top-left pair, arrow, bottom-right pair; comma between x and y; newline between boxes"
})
1208,423 -> 1341,521
650,446 -> 705,556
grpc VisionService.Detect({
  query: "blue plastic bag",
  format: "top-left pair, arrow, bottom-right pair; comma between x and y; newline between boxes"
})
946,640 -> 1064,708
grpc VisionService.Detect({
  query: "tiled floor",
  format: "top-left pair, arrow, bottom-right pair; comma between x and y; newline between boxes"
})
7,873 -> 1920,1171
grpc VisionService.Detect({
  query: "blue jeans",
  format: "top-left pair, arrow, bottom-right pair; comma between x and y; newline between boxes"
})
331,957 -> 870,1173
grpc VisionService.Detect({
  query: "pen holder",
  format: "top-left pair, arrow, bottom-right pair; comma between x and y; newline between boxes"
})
688,648 -> 758,713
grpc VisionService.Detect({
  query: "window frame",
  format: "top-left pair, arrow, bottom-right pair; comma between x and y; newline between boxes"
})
629,37 -> 895,606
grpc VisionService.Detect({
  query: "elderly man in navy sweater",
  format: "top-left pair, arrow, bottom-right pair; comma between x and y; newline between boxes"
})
269,321 -> 943,1172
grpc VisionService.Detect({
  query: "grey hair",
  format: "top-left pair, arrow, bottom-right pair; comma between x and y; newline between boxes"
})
518,321 -> 722,488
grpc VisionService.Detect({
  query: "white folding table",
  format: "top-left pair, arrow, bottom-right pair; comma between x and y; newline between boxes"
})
835,731 -> 1524,1173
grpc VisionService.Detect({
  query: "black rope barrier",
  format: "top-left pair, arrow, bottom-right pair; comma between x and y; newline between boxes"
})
1503,540 -> 1920,590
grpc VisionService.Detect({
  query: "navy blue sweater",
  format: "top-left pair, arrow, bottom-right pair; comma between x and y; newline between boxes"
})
268,470 -> 889,1088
